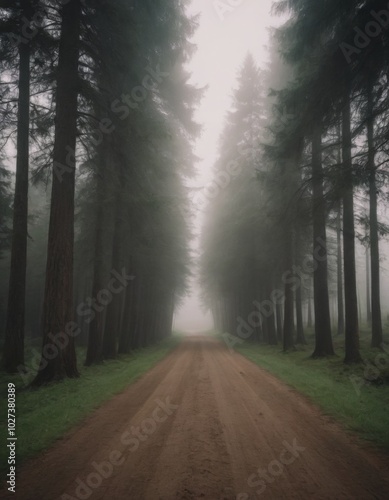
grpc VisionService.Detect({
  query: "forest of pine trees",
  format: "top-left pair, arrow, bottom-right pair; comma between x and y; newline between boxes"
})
0,0 -> 199,383
2,3 -> 389,498
1,0 -> 389,388
201,1 -> 389,363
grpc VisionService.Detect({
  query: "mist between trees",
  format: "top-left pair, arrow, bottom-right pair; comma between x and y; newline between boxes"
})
200,0 -> 389,365
1,0 -> 389,389
222,237 -> 327,352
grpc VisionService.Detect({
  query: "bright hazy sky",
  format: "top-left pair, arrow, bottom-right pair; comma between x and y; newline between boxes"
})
173,0 -> 278,332
187,0 -> 276,187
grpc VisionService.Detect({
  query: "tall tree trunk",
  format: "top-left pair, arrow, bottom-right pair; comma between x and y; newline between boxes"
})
358,290 -> 362,324
140,280 -> 153,348
367,83 -> 383,349
295,285 -> 306,344
294,227 -> 306,345
32,0 -> 81,385
337,202 -> 345,335
276,296 -> 283,343
85,173 -> 105,366
311,122 -> 334,357
266,274 -> 277,345
130,276 -> 143,350
283,227 -> 294,351
3,0 -> 31,373
102,193 -> 124,359
342,89 -> 361,363
266,309 -> 277,345
307,284 -> 313,329
282,140 -> 304,352
366,245 -> 371,325
166,293 -> 175,337
118,257 -> 135,354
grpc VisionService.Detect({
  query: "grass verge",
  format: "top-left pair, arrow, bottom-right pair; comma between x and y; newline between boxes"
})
235,333 -> 389,452
0,335 -> 182,474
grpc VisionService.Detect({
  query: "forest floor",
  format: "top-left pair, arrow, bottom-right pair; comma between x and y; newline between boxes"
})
1,335 -> 389,500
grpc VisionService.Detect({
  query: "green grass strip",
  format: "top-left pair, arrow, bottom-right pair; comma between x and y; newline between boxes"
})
236,339 -> 389,452
0,335 -> 181,474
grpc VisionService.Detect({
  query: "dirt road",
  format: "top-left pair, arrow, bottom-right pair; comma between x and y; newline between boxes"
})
2,336 -> 389,500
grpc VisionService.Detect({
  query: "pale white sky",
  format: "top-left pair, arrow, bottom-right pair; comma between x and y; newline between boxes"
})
174,0 -> 278,332
187,0 -> 276,187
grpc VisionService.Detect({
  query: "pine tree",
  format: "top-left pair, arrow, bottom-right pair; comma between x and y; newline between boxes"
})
32,0 -> 82,385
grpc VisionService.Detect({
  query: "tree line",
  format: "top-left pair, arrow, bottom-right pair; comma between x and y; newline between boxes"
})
0,0 -> 199,384
201,0 -> 389,363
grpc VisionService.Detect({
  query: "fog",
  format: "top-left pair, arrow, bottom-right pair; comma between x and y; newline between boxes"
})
174,1 -> 389,336
174,0 -> 280,332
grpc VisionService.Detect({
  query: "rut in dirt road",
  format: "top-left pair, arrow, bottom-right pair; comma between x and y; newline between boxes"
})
2,336 -> 389,500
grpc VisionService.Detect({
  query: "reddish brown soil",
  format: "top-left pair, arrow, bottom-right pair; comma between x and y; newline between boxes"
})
2,336 -> 389,499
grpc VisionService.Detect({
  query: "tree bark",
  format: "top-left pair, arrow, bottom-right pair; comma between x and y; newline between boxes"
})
295,285 -> 306,344
276,300 -> 283,343
3,0 -> 31,373
85,174 -> 105,365
307,284 -> 313,329
118,257 -> 136,354
102,193 -> 124,359
266,309 -> 277,345
366,245 -> 371,324
294,226 -> 306,345
311,122 -> 334,357
265,274 -> 277,345
283,226 -> 294,352
337,202 -> 345,335
367,83 -> 383,349
342,89 -> 362,363
32,0 -> 81,385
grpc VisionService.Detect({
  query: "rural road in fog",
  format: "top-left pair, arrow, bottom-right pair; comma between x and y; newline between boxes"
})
2,336 -> 389,500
